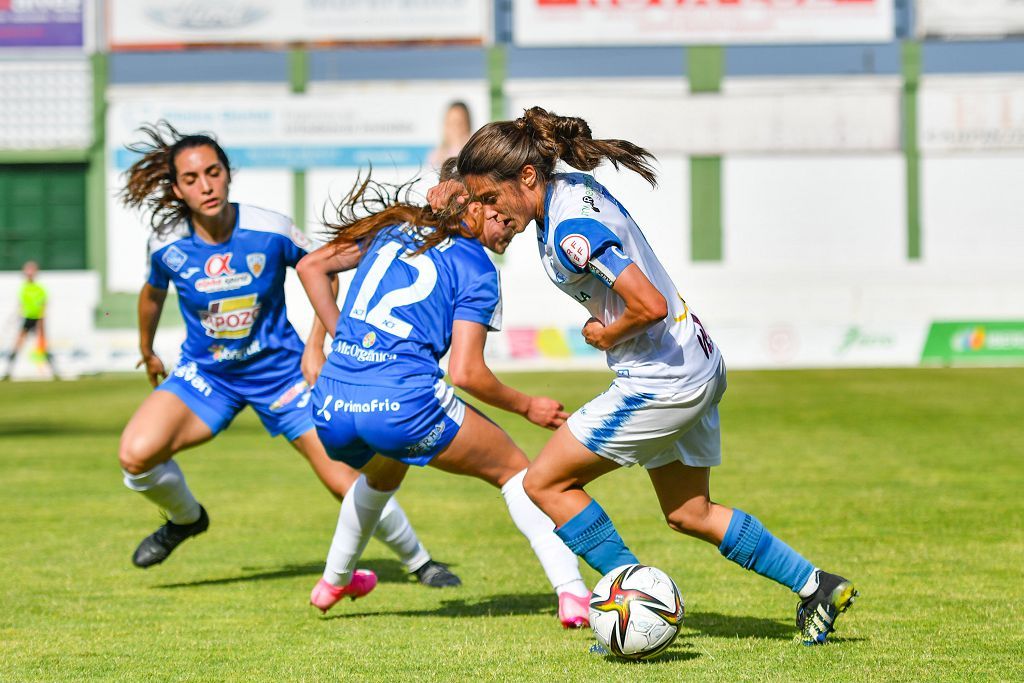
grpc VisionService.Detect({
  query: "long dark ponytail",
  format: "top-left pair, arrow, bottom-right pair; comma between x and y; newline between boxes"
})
456,106 -> 657,188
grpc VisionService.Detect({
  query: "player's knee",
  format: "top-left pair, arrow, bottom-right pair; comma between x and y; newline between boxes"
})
521,468 -> 546,502
523,466 -> 566,506
665,502 -> 714,537
118,433 -> 163,474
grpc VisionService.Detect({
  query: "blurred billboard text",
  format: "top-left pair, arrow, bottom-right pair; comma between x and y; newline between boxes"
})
514,0 -> 894,46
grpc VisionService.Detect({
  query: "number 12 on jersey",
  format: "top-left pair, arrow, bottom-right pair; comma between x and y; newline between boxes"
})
348,240 -> 438,339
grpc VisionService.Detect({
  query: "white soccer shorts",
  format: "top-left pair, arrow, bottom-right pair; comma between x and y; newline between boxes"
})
566,362 -> 727,469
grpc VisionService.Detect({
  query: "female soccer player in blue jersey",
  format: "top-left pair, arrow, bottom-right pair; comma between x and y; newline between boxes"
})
296,166 -> 592,627
446,107 -> 858,645
116,122 -> 458,588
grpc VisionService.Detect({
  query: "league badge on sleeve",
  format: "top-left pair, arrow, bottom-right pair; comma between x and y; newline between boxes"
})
560,234 -> 592,269
290,225 -> 312,250
247,252 -> 266,278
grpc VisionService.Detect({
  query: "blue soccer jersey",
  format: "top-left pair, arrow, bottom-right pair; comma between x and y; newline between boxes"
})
319,225 -> 502,388
146,203 -> 311,379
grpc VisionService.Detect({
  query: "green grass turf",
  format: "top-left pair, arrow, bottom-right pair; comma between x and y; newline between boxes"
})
1,368 -> 1022,681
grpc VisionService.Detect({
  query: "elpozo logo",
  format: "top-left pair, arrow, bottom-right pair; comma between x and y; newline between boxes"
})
144,1 -> 271,31
200,294 -> 261,339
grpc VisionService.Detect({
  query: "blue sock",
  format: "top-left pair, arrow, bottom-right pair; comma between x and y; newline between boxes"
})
718,509 -> 814,593
555,499 -> 639,575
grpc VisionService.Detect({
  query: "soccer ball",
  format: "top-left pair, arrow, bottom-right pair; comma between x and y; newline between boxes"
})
589,564 -> 684,660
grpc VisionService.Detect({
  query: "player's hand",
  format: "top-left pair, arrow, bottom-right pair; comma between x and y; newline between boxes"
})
301,345 -> 327,386
427,180 -> 469,212
136,353 -> 166,388
582,317 -> 610,351
525,395 -> 570,430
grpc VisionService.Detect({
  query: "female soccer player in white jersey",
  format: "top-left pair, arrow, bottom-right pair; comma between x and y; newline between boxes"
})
447,107 -> 858,645
116,122 -> 458,589
296,167 -> 592,627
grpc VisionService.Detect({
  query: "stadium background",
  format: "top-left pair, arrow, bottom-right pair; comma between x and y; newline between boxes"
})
1,1 -> 1022,378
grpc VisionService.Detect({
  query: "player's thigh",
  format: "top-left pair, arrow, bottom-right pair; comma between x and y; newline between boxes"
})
289,428 -> 361,495
428,406 -> 530,487
360,454 -> 410,492
524,424 -> 621,496
119,390 -> 214,473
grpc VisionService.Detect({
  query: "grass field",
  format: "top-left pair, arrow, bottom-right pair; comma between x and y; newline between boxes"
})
1,368 -> 1022,681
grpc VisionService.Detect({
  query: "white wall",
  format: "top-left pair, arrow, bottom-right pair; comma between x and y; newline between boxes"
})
63,76 -> 1024,375
921,153 -> 1024,267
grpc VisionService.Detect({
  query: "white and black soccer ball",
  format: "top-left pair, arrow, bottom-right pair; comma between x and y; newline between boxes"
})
589,564 -> 684,660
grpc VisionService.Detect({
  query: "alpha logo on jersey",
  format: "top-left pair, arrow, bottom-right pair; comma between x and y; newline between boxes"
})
205,252 -> 234,277
199,293 -> 261,339
161,245 -> 188,272
246,252 -> 266,278
196,252 -> 253,293
560,234 -> 592,269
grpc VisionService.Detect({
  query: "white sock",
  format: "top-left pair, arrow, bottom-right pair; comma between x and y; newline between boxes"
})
798,568 -> 822,599
122,460 -> 201,524
500,469 -> 585,595
373,497 -> 431,573
323,475 -> 396,587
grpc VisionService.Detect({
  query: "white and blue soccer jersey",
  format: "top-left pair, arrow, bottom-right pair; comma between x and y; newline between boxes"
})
541,173 -> 721,394
146,203 -> 310,380
319,225 -> 502,388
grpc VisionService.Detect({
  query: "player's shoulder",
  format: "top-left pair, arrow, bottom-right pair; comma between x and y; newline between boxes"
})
236,204 -> 311,250
147,220 -> 191,256
442,234 -> 495,276
548,172 -> 618,224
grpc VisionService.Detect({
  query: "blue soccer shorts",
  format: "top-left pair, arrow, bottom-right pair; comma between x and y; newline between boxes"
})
157,357 -> 314,441
310,377 -> 466,469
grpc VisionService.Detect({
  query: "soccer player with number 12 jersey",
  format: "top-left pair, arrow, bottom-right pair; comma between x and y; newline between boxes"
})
115,123 -> 458,588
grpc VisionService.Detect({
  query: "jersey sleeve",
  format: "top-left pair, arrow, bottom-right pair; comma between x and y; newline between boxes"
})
281,224 -> 312,268
146,247 -> 170,290
553,218 -> 634,287
453,253 -> 502,332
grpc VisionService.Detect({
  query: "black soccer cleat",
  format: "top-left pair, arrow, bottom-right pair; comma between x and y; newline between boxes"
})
412,560 -> 462,588
796,570 -> 858,645
131,505 -> 209,568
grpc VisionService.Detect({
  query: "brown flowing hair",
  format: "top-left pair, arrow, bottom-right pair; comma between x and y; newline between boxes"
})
322,158 -> 468,254
119,120 -> 232,235
456,106 -> 658,188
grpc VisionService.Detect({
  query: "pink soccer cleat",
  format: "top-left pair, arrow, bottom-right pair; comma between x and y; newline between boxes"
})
558,591 -> 591,629
310,570 -> 378,614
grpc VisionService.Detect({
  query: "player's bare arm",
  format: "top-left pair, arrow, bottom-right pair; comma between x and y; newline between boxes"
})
448,321 -> 568,430
581,264 -> 667,351
136,283 -> 168,387
301,274 -> 339,385
296,241 -> 362,334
